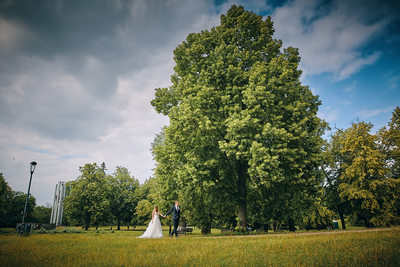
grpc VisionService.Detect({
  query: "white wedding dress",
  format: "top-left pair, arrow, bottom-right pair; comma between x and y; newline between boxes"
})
138,212 -> 163,239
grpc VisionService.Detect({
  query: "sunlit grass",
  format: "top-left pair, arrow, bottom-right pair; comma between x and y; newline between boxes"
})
0,227 -> 399,266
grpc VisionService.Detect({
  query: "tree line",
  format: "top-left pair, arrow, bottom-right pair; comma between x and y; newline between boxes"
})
0,173 -> 51,227
0,165 -> 156,231
63,164 -> 139,230
60,163 -> 173,231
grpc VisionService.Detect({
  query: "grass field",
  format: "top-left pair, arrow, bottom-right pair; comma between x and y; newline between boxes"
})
1,227 -> 399,266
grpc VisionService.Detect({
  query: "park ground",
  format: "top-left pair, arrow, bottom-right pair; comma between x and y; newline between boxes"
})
0,226 -> 399,266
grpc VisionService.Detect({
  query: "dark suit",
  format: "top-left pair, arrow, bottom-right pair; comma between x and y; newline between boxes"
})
165,205 -> 180,236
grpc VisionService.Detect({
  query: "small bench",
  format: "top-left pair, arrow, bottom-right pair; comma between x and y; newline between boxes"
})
177,227 -> 193,234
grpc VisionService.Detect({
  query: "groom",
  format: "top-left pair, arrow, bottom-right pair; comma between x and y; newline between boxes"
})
165,201 -> 180,237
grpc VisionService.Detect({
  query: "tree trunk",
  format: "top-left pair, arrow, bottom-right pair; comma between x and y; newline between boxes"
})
263,223 -> 269,233
237,161 -> 248,230
117,219 -> 121,230
201,222 -> 212,235
288,218 -> 295,232
271,221 -> 281,232
338,204 -> 346,230
237,202 -> 246,231
364,217 -> 371,228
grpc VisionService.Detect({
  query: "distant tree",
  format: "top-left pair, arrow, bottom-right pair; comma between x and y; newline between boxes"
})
9,192 -> 36,227
64,163 -> 111,230
151,5 -> 325,231
101,162 -> 107,174
32,206 -> 51,223
379,107 -> 400,179
1,174 -> 38,227
0,173 -> 13,227
107,166 -> 139,230
300,193 -> 335,230
134,199 -> 153,226
378,107 -> 400,221
321,130 -> 351,229
338,122 -> 400,227
132,178 -> 164,226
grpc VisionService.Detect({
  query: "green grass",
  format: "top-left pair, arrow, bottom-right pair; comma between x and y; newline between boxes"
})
1,227 -> 399,266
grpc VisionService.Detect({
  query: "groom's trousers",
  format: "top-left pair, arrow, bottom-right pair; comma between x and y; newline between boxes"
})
171,219 -> 179,237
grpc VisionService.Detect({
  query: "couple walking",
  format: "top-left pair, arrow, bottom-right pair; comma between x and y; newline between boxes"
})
138,201 -> 180,239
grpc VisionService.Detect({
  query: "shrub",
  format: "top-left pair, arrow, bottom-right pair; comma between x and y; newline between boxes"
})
41,224 -> 56,230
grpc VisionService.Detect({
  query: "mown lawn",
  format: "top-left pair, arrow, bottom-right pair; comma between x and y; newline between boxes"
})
0,227 -> 399,266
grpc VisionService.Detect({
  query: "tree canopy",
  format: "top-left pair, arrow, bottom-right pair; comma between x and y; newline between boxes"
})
322,119 -> 400,227
151,5 -> 325,231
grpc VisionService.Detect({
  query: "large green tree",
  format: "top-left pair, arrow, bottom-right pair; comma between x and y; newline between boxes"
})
64,163 -> 111,230
151,5 -> 325,231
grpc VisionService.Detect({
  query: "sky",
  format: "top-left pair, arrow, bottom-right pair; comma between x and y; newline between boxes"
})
1,0 -> 399,206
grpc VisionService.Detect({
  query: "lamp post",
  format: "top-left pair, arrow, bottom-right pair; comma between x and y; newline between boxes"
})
20,161 -> 37,235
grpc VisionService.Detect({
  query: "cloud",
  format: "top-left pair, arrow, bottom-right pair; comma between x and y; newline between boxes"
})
0,56 -> 122,141
271,0 -> 392,80
343,81 -> 357,93
317,106 -> 340,123
0,0 -> 222,204
0,0 -> 220,143
215,0 -> 271,14
0,18 -> 32,55
389,74 -> 400,89
336,52 -> 381,80
358,106 -> 395,119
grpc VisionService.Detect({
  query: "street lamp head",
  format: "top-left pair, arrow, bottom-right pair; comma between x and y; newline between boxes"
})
30,161 -> 37,173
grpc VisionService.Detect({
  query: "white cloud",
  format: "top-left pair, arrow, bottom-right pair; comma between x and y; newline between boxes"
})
343,81 -> 357,93
358,106 -> 395,119
0,0 -> 220,205
388,74 -> 400,90
318,106 -> 340,123
0,18 -> 31,55
271,0 -> 388,81
336,52 -> 381,80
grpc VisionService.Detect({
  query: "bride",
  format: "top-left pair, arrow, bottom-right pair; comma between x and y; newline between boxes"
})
138,206 -> 165,239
